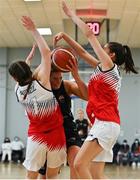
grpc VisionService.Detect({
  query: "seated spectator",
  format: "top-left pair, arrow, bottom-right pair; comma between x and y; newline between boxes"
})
131,139 -> 140,154
130,139 -> 140,167
117,139 -> 130,165
75,109 -> 92,144
113,141 -> 121,164
120,140 -> 130,153
11,136 -> 24,163
1,137 -> 12,162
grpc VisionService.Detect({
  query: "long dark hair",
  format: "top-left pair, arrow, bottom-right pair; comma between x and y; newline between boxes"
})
9,61 -> 33,100
108,42 -> 138,74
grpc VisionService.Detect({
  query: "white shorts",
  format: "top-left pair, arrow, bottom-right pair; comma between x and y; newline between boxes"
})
85,118 -> 120,162
23,136 -> 66,171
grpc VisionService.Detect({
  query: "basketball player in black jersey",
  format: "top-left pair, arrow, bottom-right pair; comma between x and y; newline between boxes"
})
50,71 -> 87,179
26,45 -> 88,179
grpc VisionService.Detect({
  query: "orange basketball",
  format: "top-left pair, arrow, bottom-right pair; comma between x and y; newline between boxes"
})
51,47 -> 77,72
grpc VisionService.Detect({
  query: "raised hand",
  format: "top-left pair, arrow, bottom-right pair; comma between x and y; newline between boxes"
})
66,58 -> 88,100
28,44 -> 37,60
53,32 -> 63,48
66,58 -> 78,78
62,0 -> 74,17
21,16 -> 35,31
25,43 -> 37,65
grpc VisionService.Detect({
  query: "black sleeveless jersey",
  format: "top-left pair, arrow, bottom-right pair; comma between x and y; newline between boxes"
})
52,81 -> 75,129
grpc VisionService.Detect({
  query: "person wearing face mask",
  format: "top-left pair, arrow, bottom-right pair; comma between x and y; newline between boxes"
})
131,139 -> 140,153
1,137 -> 12,162
131,139 -> 140,167
11,136 -> 25,163
121,140 -> 130,153
117,139 -> 130,165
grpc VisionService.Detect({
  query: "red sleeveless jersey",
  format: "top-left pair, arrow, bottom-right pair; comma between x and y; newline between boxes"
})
86,64 -> 121,125
15,80 -> 65,148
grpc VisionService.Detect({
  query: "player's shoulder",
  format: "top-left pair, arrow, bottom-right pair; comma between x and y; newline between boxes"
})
63,80 -> 74,93
63,79 -> 75,85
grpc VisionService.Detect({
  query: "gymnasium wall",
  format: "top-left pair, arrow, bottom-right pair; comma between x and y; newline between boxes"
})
0,47 -> 140,148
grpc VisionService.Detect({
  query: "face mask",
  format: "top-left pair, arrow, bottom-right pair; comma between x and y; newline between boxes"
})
123,142 -> 127,145
5,139 -> 10,143
14,137 -> 19,141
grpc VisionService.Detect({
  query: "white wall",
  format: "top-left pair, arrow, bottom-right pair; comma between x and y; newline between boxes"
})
0,48 -> 7,146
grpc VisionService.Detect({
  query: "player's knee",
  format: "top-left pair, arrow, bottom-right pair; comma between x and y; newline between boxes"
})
74,159 -> 83,172
46,167 -> 60,178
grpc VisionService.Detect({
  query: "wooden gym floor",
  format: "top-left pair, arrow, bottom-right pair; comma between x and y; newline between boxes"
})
0,162 -> 140,179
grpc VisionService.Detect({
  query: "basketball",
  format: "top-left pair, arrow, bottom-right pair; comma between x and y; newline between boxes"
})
51,47 -> 77,72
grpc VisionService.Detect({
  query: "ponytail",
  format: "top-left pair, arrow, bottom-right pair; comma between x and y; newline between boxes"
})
23,80 -> 33,100
108,42 -> 138,74
123,45 -> 138,74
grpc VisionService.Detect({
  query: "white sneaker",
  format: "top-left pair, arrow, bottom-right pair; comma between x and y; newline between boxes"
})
137,162 -> 140,168
132,162 -> 136,168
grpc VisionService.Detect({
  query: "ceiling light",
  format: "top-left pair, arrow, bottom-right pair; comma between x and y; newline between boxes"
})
37,28 -> 52,35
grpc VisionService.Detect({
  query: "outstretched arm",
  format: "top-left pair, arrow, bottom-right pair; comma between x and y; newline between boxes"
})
62,0 -> 114,70
25,44 -> 41,79
21,16 -> 51,87
65,59 -> 88,101
53,32 -> 99,68
25,43 -> 37,66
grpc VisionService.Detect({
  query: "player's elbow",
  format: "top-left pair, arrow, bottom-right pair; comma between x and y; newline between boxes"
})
85,28 -> 93,38
81,93 -> 88,101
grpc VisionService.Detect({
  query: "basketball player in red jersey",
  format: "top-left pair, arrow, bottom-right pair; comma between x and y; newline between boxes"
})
8,16 -> 66,179
53,1 -> 138,179
26,44 -> 90,179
